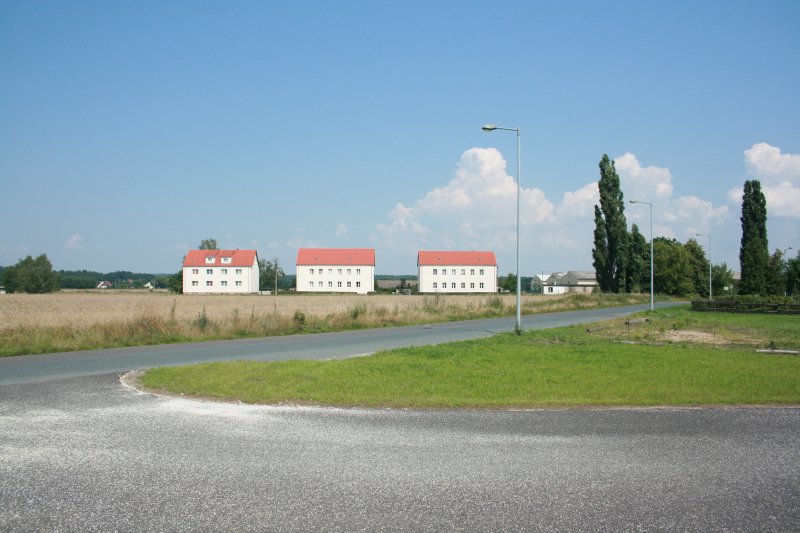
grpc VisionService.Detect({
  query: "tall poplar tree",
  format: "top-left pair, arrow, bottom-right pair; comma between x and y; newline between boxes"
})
626,223 -> 647,293
738,180 -> 769,295
592,154 -> 629,292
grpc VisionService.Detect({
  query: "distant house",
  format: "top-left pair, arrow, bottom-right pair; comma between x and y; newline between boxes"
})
530,274 -> 550,294
182,249 -> 260,294
543,271 -> 597,295
417,251 -> 498,293
97,281 -> 113,289
296,248 -> 375,295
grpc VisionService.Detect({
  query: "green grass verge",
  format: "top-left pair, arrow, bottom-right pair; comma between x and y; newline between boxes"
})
139,306 -> 800,408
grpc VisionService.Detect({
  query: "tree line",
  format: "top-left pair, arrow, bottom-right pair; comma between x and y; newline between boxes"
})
592,154 -> 799,298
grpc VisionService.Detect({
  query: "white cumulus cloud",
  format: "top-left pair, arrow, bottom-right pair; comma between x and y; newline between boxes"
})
373,147 -> 561,252
614,153 -> 674,201
615,153 -> 728,239
336,223 -> 349,237
732,143 -> 800,218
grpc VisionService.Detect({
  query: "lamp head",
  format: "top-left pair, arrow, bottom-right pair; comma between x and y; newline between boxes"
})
481,124 -> 497,132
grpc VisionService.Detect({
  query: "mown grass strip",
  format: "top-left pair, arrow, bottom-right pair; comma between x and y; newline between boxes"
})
140,308 -> 800,408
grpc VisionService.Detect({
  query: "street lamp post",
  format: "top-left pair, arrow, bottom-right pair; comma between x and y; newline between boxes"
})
696,232 -> 712,301
630,199 -> 654,311
482,124 -> 522,334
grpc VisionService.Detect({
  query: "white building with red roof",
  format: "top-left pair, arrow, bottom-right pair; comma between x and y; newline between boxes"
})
182,249 -> 260,294
417,251 -> 498,293
296,248 -> 375,294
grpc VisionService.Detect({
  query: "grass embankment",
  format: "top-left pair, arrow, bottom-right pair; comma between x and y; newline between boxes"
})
0,292 -> 646,356
140,306 -> 800,408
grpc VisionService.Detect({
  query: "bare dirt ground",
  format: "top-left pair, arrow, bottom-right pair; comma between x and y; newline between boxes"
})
0,290 -> 542,330
660,329 -> 725,344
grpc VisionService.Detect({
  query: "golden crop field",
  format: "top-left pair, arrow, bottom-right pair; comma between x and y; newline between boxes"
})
0,290 -> 527,330
0,290 -> 646,356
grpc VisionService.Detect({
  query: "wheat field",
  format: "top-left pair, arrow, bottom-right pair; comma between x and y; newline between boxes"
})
0,290 -> 528,329
0,290 -> 646,356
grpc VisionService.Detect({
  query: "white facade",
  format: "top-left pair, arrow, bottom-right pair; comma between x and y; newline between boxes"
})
417,251 -> 498,294
296,264 -> 375,295
182,250 -> 260,294
296,248 -> 376,295
418,264 -> 498,293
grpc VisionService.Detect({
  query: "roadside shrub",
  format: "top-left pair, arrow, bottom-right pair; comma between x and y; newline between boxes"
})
195,307 -> 210,331
349,303 -> 367,320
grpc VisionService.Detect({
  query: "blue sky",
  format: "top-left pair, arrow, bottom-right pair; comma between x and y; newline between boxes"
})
2,1 -> 799,275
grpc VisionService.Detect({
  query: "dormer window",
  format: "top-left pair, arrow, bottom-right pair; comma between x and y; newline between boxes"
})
221,257 -> 232,264
205,257 -> 215,264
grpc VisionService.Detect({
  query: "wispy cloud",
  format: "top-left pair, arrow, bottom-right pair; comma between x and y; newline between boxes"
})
64,233 -> 86,251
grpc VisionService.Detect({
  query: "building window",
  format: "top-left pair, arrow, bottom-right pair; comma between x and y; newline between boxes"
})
319,268 -> 324,275
451,283 -> 456,289
470,269 -> 475,275
236,269 -> 242,275
480,282 -> 484,289
433,268 -> 437,275
356,268 -> 361,275
318,281 -> 323,287
338,281 -> 342,287
451,269 -> 456,276
191,268 -> 199,275
235,281 -> 242,287
347,269 -> 352,275
206,269 -> 213,275
328,281 -> 332,288
548,287 -> 553,293
338,268 -> 342,275
479,269 -> 484,275
206,281 -> 213,286
191,281 -> 198,286
347,281 -> 352,287
461,269 -> 466,275
221,268 -> 228,275
310,281 -> 314,287
356,281 -> 361,288
222,257 -> 231,264
328,268 -> 333,275
221,281 -> 228,287
461,282 -> 466,289
433,282 -> 438,289
205,257 -> 214,264
470,283 -> 475,288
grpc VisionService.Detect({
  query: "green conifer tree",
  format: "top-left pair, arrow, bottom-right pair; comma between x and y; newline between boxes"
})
738,180 -> 769,295
592,155 -> 629,292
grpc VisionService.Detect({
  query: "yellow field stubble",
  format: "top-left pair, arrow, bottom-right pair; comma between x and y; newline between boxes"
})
0,290 -> 543,331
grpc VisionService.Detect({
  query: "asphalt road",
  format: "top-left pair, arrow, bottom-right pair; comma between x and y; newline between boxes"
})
1,374 -> 798,531
2,301 -> 798,531
1,301 -> 683,385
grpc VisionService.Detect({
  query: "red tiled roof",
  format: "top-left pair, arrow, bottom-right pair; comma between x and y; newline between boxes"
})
183,249 -> 258,268
417,251 -> 497,266
296,248 -> 375,266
